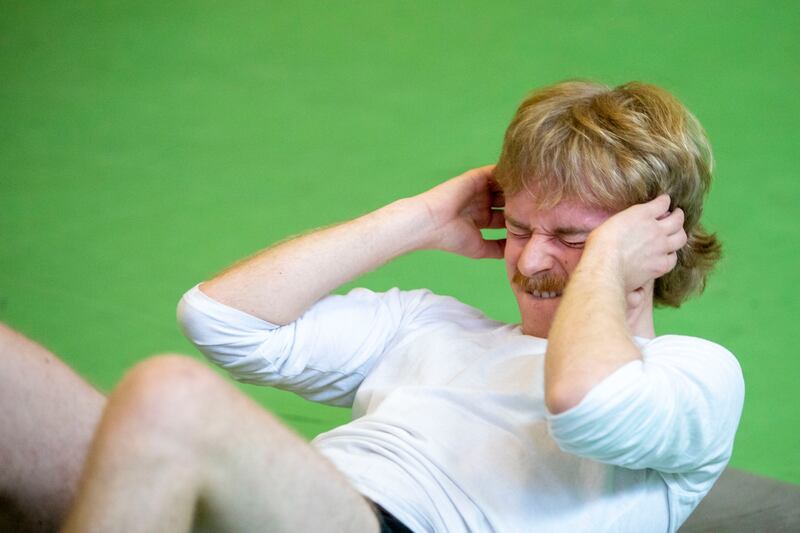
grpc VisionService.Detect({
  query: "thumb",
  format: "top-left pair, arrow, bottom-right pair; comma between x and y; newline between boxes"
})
477,238 -> 505,259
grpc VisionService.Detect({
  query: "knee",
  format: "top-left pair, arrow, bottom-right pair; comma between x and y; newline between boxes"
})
106,355 -> 222,440
121,354 -> 217,396
0,322 -> 27,355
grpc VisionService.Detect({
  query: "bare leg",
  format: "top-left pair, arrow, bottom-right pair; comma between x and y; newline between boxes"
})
63,355 -> 380,533
0,323 -> 105,532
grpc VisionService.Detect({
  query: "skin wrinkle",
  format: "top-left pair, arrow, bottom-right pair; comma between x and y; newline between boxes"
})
496,81 -> 720,307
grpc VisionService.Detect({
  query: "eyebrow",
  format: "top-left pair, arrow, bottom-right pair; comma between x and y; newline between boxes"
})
504,214 -> 530,230
504,213 -> 592,236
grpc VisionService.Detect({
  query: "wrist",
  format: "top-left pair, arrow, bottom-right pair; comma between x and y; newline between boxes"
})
371,197 -> 438,255
576,237 -> 626,294
390,195 -> 444,251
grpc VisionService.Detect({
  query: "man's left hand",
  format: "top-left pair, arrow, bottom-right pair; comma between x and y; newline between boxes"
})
587,194 -> 688,297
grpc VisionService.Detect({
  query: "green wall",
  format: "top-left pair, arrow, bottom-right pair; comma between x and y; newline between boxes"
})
2,1 -> 798,484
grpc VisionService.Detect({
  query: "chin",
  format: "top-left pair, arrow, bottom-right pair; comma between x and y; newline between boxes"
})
521,321 -> 552,338
517,291 -> 559,338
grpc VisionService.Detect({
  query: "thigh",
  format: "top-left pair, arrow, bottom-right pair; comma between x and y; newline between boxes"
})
112,355 -> 381,533
0,323 -> 105,530
197,381 -> 380,532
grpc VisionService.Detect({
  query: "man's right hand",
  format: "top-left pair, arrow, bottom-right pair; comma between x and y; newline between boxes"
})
415,165 -> 506,259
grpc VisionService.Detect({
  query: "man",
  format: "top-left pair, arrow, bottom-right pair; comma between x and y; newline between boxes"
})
2,80 -> 743,532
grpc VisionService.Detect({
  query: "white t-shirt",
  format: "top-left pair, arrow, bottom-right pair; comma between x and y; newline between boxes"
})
177,286 -> 744,533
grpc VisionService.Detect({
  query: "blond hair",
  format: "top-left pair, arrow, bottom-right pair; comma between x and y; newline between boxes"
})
495,80 -> 721,307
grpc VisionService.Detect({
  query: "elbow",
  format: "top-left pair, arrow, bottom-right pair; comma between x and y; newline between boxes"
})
175,292 -> 193,337
545,381 -> 588,415
176,288 -> 206,342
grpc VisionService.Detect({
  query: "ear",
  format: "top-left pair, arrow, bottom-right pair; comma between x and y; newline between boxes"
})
625,280 -> 654,312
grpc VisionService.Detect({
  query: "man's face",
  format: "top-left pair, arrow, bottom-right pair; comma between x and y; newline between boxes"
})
503,193 -> 613,338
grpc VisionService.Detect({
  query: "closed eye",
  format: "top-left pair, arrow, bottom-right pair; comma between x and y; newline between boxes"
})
558,238 -> 585,249
506,228 -> 530,239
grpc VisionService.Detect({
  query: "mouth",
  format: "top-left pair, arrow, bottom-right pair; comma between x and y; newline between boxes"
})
527,290 -> 562,300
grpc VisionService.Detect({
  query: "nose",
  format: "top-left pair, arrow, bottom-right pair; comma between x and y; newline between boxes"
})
517,233 -> 557,278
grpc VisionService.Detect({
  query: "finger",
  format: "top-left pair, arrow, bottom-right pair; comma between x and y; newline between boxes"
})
487,208 -> 505,229
477,238 -> 505,259
626,287 -> 646,310
462,165 -> 498,196
664,251 -> 679,273
666,229 -> 688,252
647,194 -> 672,218
491,190 -> 505,208
495,238 -> 507,256
659,208 -> 685,234
464,164 -> 497,182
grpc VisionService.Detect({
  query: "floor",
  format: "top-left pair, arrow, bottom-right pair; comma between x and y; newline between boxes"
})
682,469 -> 800,532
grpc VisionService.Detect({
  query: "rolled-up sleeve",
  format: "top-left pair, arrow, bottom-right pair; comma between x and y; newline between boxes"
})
546,335 -> 744,476
177,285 -> 428,407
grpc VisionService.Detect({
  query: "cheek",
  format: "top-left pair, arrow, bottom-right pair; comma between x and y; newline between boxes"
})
561,250 -> 584,273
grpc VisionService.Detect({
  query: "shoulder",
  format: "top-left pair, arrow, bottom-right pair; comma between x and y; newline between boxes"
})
338,287 -> 491,321
641,334 -> 745,419
641,334 -> 742,375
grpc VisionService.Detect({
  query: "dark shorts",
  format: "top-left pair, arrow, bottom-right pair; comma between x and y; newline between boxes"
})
371,500 -> 413,533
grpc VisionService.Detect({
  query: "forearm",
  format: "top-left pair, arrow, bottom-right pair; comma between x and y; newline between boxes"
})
201,197 -> 431,325
544,195 -> 684,414
544,248 -> 641,414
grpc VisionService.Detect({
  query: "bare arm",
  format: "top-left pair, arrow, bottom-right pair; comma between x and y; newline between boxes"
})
545,195 -> 687,414
201,165 -> 505,325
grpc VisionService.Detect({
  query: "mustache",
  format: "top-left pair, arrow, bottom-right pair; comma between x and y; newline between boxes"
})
512,271 -> 568,294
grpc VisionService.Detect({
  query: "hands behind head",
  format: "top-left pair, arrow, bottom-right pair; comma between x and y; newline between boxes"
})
414,166 -> 687,303
414,165 -> 506,259
587,194 -> 688,298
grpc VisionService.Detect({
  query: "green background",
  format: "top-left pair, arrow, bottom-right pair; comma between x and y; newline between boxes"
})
2,1 -> 798,485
